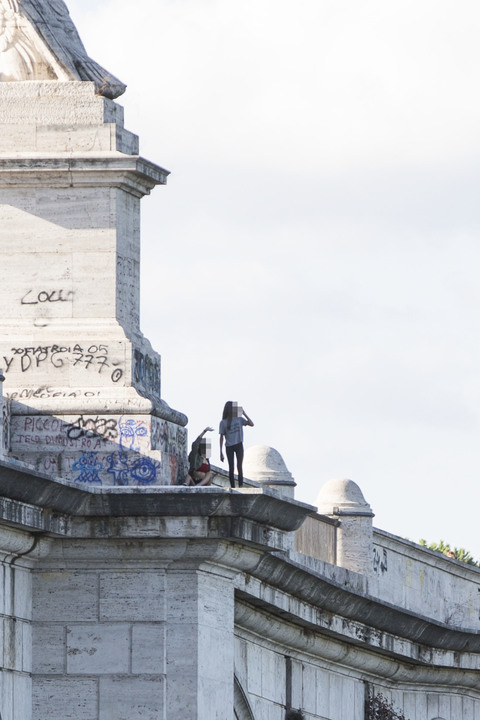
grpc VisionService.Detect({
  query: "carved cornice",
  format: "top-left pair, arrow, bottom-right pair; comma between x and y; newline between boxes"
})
235,603 -> 480,690
0,155 -> 169,196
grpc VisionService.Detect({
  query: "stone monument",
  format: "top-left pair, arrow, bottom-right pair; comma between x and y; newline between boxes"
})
0,0 -> 188,485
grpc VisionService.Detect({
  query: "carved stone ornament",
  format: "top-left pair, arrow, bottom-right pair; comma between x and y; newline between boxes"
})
0,0 -> 125,98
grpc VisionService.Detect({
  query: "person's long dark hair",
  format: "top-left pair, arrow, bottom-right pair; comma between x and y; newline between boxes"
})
222,401 -> 234,429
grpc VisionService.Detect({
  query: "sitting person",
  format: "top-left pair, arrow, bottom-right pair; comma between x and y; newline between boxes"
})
184,426 -> 214,486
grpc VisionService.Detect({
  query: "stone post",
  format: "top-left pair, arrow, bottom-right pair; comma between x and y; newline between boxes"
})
166,566 -> 235,719
315,478 -> 374,576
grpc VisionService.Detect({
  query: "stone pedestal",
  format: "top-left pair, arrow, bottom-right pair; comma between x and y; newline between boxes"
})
0,81 -> 187,485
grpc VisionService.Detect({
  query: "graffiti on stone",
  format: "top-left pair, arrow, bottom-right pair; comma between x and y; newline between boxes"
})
373,547 -> 388,574
106,452 -> 159,486
169,454 -> 178,485
151,417 -> 169,452
130,456 -> 159,485
2,343 -> 124,384
7,387 -> 101,401
119,417 -> 148,451
72,452 -> 103,484
21,289 -> 74,305
133,349 -> 160,396
66,416 -> 118,442
1,400 -> 8,453
176,426 -> 187,457
10,412 -> 179,487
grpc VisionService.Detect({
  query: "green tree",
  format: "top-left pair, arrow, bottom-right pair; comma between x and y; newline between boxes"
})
419,539 -> 480,567
365,693 -> 407,720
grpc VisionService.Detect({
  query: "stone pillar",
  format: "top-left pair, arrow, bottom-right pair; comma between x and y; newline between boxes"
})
0,367 -> 7,455
315,478 -> 374,576
31,534 -> 241,720
0,82 -> 187,486
166,566 -> 235,720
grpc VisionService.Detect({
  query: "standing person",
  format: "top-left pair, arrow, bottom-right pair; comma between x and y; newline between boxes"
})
219,402 -> 254,488
183,427 -> 214,486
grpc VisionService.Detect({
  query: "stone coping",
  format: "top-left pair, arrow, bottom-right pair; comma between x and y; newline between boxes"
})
0,457 -> 315,531
240,550 -> 480,655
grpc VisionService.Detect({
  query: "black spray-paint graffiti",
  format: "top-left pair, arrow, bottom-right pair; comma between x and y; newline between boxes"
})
7,387 -> 101,400
133,349 -> 160,396
373,547 -> 388,574
2,344 -> 123,384
66,416 -> 118,442
2,401 -> 9,453
21,289 -> 74,305
151,417 -> 169,452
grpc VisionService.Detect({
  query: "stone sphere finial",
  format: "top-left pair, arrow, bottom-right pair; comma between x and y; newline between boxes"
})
243,445 -> 296,498
315,478 -> 373,517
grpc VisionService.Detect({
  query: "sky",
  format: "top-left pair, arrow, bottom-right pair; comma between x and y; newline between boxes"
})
67,0 -> 480,558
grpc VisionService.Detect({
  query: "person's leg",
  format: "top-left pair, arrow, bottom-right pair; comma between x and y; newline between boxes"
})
225,445 -> 235,488
235,443 -> 244,487
196,471 -> 212,486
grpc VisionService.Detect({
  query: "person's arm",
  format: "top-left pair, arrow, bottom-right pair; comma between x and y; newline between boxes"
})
242,410 -> 254,427
195,426 -> 213,443
219,433 -> 225,462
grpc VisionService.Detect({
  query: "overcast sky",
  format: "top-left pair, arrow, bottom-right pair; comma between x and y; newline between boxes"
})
68,0 -> 480,558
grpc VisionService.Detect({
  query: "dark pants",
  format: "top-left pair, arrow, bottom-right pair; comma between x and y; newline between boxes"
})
226,442 -> 244,488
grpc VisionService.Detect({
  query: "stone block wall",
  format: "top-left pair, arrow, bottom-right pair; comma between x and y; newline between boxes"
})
32,566 -> 167,720
31,537 -> 237,720
370,530 -> 480,630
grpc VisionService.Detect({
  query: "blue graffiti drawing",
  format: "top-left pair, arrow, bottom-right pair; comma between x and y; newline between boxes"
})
130,457 -> 159,485
119,418 -> 148,451
106,452 -> 130,486
72,452 -> 103,484
106,452 -> 160,486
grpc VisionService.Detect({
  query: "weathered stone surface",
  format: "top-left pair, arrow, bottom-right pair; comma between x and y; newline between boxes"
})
0,81 -> 186,486
99,677 -> 165,720
32,678 -> 98,720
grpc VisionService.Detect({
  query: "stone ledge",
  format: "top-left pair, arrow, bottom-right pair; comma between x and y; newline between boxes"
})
238,551 -> 480,654
0,155 -> 169,194
0,458 -> 315,533
235,604 -> 480,690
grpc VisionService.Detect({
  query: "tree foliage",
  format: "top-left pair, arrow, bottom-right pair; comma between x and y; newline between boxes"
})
365,693 -> 407,720
285,710 -> 305,720
419,539 -> 480,567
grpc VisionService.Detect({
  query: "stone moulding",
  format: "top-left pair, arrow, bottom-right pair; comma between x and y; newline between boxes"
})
235,605 -> 480,691
0,155 -> 170,195
0,456 -> 314,528
237,551 -> 480,654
